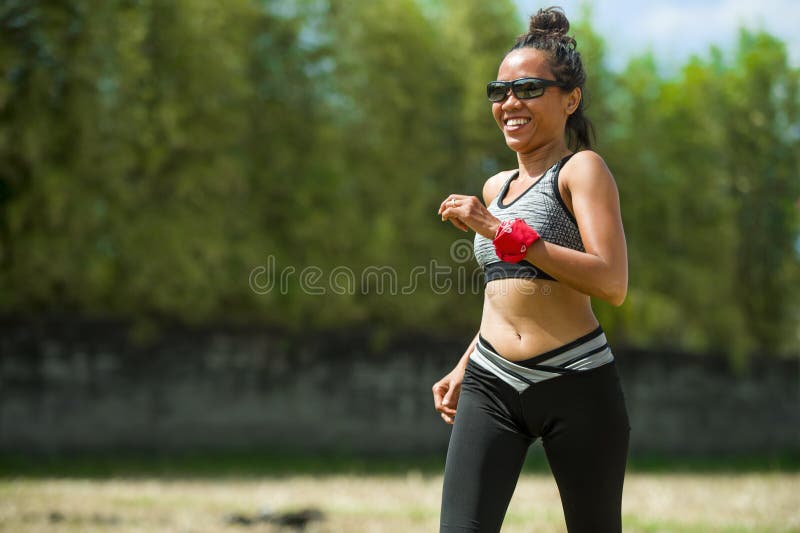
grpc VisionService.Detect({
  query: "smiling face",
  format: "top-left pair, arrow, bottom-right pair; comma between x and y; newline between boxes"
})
492,48 -> 580,154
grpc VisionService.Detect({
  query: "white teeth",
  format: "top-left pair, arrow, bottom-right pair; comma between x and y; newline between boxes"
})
506,118 -> 530,126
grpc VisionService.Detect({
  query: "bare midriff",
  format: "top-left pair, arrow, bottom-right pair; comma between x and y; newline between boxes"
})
478,277 -> 599,362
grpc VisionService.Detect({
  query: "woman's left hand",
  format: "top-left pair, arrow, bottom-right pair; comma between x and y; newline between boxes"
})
438,194 -> 500,239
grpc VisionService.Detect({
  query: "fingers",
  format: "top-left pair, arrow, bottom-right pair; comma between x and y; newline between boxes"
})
432,382 -> 457,417
441,386 -> 458,417
439,195 -> 475,233
440,206 -> 466,225
432,382 -> 445,410
432,382 -> 453,413
438,195 -> 462,215
439,381 -> 459,424
434,382 -> 457,424
442,386 -> 456,409
439,195 -> 470,232
439,404 -> 456,417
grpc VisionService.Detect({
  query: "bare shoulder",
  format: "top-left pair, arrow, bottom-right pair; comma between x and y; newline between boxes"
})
562,150 -> 616,190
482,169 -> 516,205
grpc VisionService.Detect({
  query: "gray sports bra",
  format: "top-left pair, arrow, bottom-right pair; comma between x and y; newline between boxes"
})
473,154 -> 585,283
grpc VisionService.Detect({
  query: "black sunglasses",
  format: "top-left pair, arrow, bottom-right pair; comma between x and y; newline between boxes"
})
486,77 -> 564,103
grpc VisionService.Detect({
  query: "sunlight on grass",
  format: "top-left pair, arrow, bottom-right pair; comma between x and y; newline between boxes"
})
0,472 -> 798,532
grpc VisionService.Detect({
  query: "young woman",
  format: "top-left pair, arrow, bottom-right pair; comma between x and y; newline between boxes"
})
433,7 -> 630,533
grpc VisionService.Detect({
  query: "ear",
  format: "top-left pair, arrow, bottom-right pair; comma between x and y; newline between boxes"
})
565,87 -> 581,115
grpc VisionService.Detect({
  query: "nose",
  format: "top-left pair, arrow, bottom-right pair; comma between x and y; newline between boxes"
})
501,90 -> 522,110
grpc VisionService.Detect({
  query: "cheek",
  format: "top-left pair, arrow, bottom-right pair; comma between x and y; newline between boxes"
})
530,96 -> 561,121
492,104 -> 504,127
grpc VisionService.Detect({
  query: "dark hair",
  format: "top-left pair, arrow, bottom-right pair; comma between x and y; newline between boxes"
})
510,6 -> 594,150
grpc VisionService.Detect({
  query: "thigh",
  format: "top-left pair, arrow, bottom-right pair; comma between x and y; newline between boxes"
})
440,361 -> 532,533
539,362 -> 630,533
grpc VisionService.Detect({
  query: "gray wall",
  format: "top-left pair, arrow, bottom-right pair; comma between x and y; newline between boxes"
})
1,319 -> 798,456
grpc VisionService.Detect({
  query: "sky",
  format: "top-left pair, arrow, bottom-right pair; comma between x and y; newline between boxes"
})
514,0 -> 800,71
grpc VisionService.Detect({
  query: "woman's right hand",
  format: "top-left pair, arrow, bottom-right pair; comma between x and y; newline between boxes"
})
432,366 -> 465,425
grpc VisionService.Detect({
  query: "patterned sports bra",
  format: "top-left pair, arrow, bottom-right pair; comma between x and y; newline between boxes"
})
473,154 -> 585,283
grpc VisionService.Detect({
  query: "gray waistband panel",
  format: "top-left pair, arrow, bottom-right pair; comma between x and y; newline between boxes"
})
470,348 -> 531,392
529,332 -> 609,367
469,334 -> 615,393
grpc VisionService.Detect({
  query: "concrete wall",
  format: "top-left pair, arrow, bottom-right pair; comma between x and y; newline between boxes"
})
1,318 -> 798,456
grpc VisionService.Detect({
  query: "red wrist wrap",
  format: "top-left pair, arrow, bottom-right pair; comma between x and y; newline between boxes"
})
492,219 -> 540,263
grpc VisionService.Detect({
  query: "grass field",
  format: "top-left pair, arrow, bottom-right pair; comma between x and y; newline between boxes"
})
2,471 -> 798,532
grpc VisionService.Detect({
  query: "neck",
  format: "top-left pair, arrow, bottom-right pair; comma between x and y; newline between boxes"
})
515,140 -> 571,180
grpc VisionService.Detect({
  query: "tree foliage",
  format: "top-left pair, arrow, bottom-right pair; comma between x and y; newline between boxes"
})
1,0 -> 797,360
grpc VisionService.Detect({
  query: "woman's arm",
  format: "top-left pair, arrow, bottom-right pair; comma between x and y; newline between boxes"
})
432,331 -> 479,424
440,152 -> 627,306
525,151 -> 628,305
455,331 -> 479,370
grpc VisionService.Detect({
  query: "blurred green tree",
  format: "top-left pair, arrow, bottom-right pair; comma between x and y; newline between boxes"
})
0,0 -> 796,361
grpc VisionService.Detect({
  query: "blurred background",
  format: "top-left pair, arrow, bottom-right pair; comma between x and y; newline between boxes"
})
0,0 -> 799,530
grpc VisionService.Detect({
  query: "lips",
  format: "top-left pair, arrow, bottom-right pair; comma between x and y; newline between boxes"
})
503,116 -> 531,131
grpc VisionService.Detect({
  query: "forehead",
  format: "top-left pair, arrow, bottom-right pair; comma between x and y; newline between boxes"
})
497,48 -> 553,81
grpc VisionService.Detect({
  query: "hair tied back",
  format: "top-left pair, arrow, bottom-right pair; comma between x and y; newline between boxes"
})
509,6 -> 593,150
528,6 -> 570,39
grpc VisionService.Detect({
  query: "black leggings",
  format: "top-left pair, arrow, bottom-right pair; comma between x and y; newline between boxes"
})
440,344 -> 630,532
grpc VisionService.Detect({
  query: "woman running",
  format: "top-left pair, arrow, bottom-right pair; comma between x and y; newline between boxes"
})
433,7 -> 630,533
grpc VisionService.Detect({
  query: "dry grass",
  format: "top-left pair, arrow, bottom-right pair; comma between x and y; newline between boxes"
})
1,472 -> 798,532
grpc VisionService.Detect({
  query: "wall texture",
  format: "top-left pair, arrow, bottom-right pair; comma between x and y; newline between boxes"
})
1,318 -> 797,456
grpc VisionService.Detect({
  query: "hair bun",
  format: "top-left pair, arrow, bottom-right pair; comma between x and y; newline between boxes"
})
528,6 -> 570,38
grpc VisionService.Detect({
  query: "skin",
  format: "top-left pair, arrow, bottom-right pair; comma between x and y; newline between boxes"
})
432,48 -> 628,424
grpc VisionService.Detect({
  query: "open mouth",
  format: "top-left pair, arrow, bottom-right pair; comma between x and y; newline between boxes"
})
504,117 -> 531,129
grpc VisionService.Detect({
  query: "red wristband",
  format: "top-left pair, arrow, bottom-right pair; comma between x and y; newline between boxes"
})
492,219 -> 540,263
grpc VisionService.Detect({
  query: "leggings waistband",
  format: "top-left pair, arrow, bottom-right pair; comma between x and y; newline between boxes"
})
471,327 -> 614,392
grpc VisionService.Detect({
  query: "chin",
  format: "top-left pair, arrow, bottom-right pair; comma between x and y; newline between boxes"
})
504,136 -> 529,152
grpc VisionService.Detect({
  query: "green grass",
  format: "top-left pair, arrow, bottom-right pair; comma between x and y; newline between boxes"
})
0,450 -> 446,479
620,516 -> 782,533
1,471 -> 798,532
1,449 -> 797,479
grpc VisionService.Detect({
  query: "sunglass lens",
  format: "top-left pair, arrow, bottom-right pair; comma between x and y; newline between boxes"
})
487,82 -> 508,102
513,80 -> 545,99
